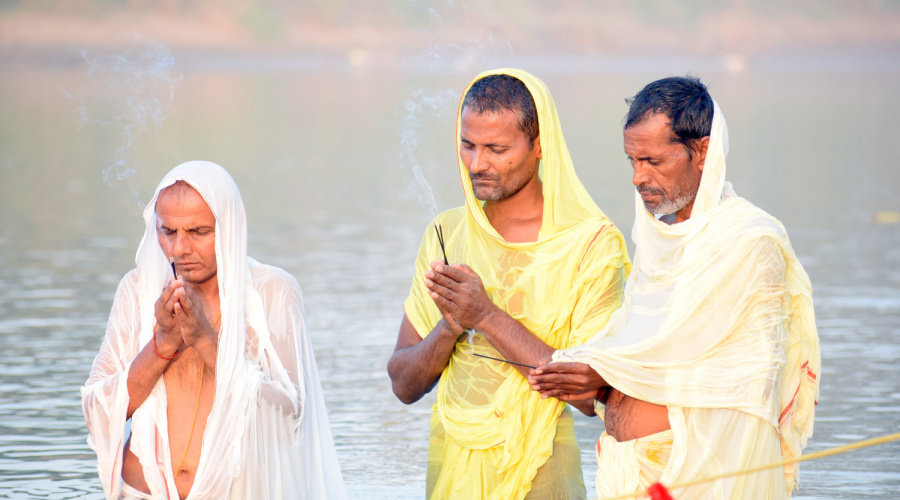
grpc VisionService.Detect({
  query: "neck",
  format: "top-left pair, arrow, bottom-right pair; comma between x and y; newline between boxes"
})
483,177 -> 544,243
673,200 -> 694,224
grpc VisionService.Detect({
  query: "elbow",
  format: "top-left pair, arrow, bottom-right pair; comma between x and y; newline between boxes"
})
393,387 -> 420,406
387,365 -> 421,405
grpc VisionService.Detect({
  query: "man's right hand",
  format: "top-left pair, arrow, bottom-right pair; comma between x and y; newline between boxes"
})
528,358 -> 607,401
153,277 -> 185,358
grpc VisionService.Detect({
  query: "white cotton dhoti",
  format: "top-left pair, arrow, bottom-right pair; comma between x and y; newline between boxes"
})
595,429 -> 672,499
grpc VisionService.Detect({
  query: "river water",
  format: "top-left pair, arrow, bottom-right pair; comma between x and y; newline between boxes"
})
0,62 -> 898,498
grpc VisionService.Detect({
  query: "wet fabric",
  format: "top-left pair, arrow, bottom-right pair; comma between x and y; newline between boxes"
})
595,427 -> 672,498
82,161 -> 347,499
404,68 -> 630,500
555,102 -> 820,499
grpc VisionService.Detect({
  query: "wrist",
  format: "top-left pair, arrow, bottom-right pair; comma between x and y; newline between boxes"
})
152,330 -> 178,360
472,303 -> 503,334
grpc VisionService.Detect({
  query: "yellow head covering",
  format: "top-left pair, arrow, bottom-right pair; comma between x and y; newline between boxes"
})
404,69 -> 630,499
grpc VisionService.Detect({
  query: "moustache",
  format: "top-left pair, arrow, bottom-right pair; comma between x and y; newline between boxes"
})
470,173 -> 500,182
636,185 -> 665,196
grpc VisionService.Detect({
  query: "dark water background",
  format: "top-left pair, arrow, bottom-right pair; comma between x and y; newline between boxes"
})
0,61 -> 898,498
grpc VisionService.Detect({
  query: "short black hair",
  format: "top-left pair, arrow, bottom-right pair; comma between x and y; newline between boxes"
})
625,76 -> 713,155
462,74 -> 539,148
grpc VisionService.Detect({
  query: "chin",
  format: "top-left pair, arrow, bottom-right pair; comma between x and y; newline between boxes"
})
473,188 -> 503,202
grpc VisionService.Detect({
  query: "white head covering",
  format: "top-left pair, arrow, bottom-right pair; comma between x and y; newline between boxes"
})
134,160 -> 266,492
83,160 -> 346,499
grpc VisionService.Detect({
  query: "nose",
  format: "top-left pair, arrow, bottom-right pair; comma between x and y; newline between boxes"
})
172,231 -> 190,257
632,161 -> 651,187
465,147 -> 489,175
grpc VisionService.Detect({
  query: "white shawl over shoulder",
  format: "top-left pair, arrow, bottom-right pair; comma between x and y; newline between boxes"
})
557,104 -> 820,498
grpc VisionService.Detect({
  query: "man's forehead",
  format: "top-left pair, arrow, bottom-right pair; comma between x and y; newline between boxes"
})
155,181 -> 213,217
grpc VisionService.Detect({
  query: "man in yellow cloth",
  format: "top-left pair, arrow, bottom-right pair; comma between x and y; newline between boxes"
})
529,76 -> 821,499
82,161 -> 347,499
387,69 -> 630,499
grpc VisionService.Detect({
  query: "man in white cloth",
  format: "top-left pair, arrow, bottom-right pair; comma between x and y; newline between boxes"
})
82,161 -> 347,499
528,77 -> 820,499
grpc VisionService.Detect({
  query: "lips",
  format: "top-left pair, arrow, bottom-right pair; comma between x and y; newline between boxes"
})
470,174 -> 499,184
636,186 -> 664,199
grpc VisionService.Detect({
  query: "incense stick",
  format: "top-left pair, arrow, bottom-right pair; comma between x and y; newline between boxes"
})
471,352 -> 537,369
434,224 -> 448,265
170,259 -> 177,278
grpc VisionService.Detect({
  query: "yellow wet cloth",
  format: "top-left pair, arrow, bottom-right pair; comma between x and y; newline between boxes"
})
556,102 -> 820,499
404,68 -> 630,500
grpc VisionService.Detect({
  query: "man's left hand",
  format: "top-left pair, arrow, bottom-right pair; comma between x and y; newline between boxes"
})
172,280 -> 218,353
425,261 -> 497,331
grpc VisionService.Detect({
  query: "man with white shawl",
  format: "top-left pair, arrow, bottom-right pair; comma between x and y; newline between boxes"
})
82,161 -> 347,499
529,77 -> 820,499
388,69 -> 630,499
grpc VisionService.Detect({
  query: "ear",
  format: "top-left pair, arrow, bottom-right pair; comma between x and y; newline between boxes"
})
695,136 -> 710,171
534,135 -> 542,160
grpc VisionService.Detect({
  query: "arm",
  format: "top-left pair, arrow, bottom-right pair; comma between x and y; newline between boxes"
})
387,314 -> 462,404
424,261 -> 554,378
125,277 -> 185,417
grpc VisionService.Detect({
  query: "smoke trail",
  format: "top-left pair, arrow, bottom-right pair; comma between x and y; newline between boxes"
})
399,88 -> 460,217
74,39 -> 182,209
398,1 -> 511,218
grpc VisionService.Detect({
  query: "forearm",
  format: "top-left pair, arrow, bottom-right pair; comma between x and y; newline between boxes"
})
125,343 -> 171,417
475,304 -> 555,377
388,319 -> 459,404
568,398 -> 597,417
192,333 -> 218,373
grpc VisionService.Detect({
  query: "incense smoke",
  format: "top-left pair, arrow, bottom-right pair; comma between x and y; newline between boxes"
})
399,88 -> 459,217
73,39 -> 181,209
398,1 -> 510,219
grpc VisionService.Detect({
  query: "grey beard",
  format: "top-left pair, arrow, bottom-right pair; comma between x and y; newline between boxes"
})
644,191 -> 695,215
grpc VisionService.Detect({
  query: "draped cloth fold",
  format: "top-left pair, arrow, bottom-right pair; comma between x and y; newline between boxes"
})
555,103 -> 820,499
404,69 -> 630,500
82,161 -> 347,499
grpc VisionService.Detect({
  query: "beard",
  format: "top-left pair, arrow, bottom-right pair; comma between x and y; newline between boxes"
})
471,170 -> 532,202
636,170 -> 701,215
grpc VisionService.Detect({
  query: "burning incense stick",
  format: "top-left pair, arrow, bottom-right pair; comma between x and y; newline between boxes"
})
169,258 -> 177,278
434,224 -> 448,265
471,352 -> 537,369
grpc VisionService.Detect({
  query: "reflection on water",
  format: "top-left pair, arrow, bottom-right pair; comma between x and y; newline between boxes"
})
0,68 -> 898,499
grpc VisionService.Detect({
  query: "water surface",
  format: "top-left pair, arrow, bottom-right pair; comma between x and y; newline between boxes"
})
0,65 -> 898,498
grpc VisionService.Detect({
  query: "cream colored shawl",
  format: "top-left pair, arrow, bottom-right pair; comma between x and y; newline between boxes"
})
405,69 -> 630,499
82,161 -> 346,499
556,103 -> 820,498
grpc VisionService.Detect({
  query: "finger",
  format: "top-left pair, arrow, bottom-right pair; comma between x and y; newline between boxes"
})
426,279 -> 461,303
174,300 -> 186,320
426,267 -> 464,290
455,263 -> 479,278
155,280 -> 178,312
439,263 -> 472,282
429,289 -> 459,315
532,363 -> 567,376
176,287 -> 196,318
